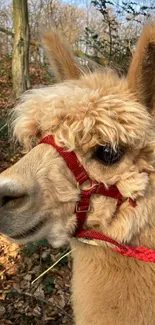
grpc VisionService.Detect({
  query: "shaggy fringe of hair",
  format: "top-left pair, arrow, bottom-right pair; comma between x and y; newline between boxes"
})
11,72 -> 155,158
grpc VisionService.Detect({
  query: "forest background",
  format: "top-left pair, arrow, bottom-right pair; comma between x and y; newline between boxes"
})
0,1 -> 155,324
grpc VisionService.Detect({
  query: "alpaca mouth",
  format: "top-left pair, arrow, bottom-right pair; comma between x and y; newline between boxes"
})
11,218 -> 48,240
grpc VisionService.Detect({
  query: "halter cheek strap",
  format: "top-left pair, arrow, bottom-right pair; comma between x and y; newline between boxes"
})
40,136 -> 136,228
40,136 -> 155,263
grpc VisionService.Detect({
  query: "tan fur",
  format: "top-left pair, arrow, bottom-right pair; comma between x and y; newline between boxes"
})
42,31 -> 81,81
1,25 -> 155,324
128,23 -> 155,110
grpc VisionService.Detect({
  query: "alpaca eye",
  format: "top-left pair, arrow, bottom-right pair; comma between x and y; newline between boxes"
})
94,145 -> 124,165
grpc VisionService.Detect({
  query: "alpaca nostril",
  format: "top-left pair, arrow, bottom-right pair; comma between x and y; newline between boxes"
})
0,178 -> 29,209
0,194 -> 28,208
1,195 -> 19,207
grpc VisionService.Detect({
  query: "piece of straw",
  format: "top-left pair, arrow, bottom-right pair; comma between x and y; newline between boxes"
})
31,248 -> 75,285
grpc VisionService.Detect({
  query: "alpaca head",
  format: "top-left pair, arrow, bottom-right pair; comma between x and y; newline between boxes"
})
0,26 -> 155,248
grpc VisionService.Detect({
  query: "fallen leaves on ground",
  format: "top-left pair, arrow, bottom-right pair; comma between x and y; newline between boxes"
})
0,237 -> 73,325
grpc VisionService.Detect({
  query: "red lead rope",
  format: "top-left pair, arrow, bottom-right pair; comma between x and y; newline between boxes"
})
40,136 -> 155,263
75,229 -> 155,263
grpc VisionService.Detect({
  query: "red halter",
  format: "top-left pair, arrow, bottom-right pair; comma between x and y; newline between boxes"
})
40,136 -> 155,263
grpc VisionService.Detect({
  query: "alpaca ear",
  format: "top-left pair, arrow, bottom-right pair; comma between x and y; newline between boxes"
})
42,31 -> 81,82
128,24 -> 155,112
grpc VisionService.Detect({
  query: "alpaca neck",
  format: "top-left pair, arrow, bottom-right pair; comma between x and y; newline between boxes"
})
71,240 -> 155,325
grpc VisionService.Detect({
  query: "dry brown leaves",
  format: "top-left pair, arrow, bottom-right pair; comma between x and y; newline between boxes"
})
0,237 -> 73,325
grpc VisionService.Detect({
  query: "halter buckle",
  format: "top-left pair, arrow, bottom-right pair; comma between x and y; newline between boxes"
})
75,203 -> 90,213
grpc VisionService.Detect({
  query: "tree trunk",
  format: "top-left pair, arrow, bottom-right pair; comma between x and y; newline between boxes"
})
12,0 -> 30,99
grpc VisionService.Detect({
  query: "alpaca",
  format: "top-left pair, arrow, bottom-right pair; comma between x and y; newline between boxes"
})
1,24 -> 155,325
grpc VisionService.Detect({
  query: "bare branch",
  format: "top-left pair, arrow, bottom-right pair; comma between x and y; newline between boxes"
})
0,26 -> 39,47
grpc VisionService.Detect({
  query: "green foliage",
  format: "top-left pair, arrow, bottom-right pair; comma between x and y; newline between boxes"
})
59,247 -> 70,266
17,38 -> 24,49
37,239 -> 48,247
43,276 -> 54,293
92,0 -> 155,19
22,239 -> 49,256
23,242 -> 38,256
21,314 -> 36,322
58,255 -> 69,266
0,118 -> 8,139
85,0 -> 155,72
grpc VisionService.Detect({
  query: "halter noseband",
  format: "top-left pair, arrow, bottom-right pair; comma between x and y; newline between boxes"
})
40,136 -> 155,263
